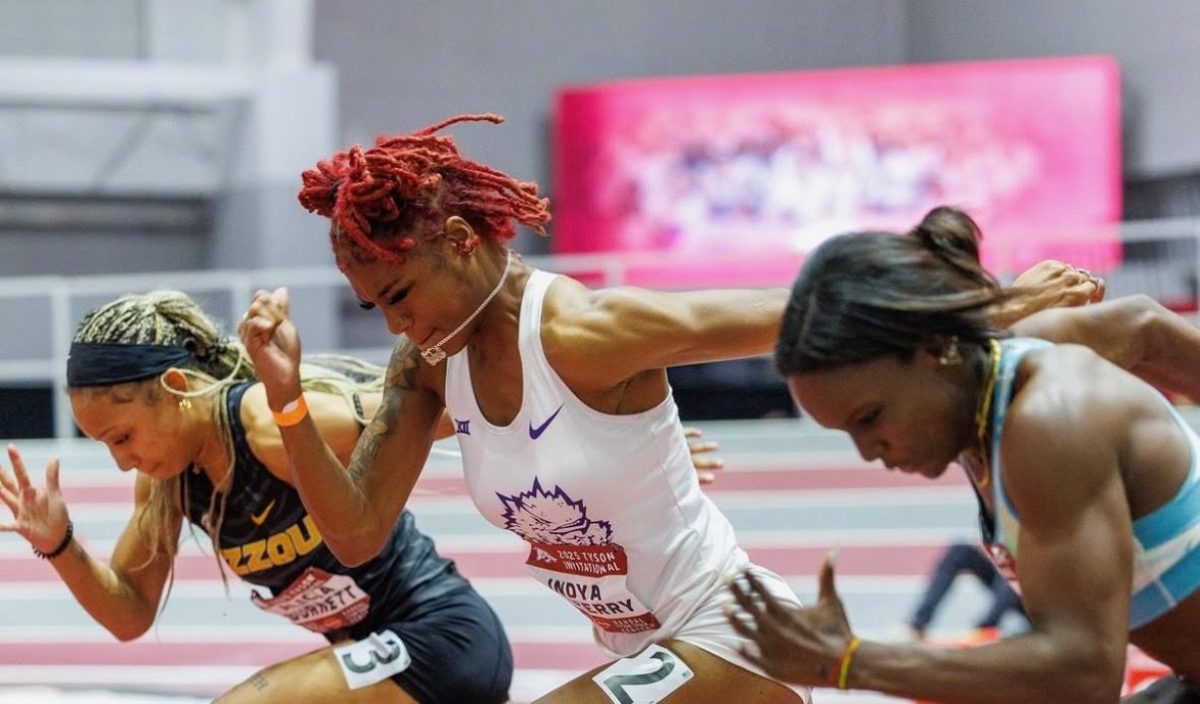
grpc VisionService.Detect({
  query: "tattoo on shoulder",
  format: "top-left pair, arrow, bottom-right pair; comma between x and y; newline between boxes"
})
385,339 -> 422,391
250,673 -> 269,691
348,341 -> 422,480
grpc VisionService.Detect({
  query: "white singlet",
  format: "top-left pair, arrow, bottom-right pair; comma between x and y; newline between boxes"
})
444,270 -> 760,657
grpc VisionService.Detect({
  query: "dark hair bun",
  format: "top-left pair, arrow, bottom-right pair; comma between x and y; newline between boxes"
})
908,206 -> 983,263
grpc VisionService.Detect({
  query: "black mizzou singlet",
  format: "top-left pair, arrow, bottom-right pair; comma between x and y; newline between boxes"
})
181,381 -> 469,641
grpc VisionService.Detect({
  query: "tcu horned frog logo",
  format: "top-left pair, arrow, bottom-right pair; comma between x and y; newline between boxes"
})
498,478 -> 612,545
497,479 -> 661,634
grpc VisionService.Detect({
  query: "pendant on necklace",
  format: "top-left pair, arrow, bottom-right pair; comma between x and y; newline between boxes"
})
421,346 -> 447,366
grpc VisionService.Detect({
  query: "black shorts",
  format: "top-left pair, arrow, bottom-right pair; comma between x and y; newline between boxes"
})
1121,674 -> 1200,704
364,586 -> 513,704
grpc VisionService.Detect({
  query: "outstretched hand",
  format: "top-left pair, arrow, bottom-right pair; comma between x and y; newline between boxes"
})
684,427 -> 724,485
1013,259 -> 1106,304
994,260 -> 1106,328
0,444 -> 71,554
238,287 -> 303,405
726,555 -> 856,687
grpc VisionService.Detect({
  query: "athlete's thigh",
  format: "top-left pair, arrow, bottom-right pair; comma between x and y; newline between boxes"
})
532,640 -> 803,704
214,644 -> 418,704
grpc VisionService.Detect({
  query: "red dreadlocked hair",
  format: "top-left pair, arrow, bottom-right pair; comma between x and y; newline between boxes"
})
298,114 -> 551,262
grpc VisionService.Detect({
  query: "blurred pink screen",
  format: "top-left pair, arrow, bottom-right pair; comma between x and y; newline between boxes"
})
553,56 -> 1121,287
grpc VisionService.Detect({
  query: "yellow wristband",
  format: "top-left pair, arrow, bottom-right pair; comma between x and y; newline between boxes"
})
837,636 -> 861,690
272,394 -> 309,427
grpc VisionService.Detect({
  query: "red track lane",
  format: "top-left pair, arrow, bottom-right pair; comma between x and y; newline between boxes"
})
59,465 -> 967,505
0,544 -> 946,583
0,641 -> 609,672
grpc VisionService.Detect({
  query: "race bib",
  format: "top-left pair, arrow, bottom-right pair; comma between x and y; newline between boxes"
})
251,567 -> 371,633
498,479 -> 662,634
526,542 -> 661,634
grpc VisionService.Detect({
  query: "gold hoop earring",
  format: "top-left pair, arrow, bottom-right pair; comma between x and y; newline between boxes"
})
178,398 -> 193,410
938,337 -> 963,366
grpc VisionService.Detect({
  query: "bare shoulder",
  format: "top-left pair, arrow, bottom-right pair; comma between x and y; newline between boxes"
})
237,382 -> 292,482
539,278 -> 676,388
999,345 -> 1137,526
366,335 -> 445,440
239,379 -> 383,479
538,274 -> 785,389
238,382 -> 272,433
1009,344 -> 1155,423
1003,344 -> 1131,446
540,278 -> 652,340
386,334 -> 441,393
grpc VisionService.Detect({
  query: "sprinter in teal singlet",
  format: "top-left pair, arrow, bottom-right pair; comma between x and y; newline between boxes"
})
730,206 -> 1200,703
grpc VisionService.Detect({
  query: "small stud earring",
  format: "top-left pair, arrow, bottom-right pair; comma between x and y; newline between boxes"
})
938,337 -> 963,366
178,398 -> 193,410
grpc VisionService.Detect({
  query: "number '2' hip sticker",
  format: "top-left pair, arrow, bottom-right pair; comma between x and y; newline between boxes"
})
593,644 -> 693,704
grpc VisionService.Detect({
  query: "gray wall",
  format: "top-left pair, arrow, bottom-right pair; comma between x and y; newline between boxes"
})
904,0 -> 1200,177
312,0 -> 1200,254
0,228 -> 208,276
312,0 -> 910,252
0,0 -> 245,62
316,0 -> 909,180
3,0 -> 1199,271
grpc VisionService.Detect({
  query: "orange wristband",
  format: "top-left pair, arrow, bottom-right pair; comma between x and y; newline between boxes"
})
836,636 -> 862,690
272,394 -> 309,427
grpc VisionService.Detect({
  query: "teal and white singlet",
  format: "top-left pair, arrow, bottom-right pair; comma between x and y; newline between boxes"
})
978,338 -> 1200,629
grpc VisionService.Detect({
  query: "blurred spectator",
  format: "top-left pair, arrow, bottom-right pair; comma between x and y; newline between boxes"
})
909,543 -> 1028,640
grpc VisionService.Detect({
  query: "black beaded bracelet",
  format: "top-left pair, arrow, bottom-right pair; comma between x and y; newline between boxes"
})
32,520 -> 74,560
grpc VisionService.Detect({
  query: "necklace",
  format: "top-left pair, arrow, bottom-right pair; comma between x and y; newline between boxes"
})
970,339 -> 1003,488
421,249 -> 512,366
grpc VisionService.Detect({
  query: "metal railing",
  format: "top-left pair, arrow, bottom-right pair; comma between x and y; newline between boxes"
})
3,217 -> 1200,438
0,249 -> 653,437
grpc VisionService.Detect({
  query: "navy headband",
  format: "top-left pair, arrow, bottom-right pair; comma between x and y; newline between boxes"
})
67,342 -> 192,387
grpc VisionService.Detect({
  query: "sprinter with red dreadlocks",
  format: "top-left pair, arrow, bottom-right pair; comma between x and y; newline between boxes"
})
239,115 -> 1101,704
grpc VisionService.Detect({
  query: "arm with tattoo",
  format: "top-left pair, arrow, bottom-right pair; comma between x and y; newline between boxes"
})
240,288 -> 444,565
347,342 -> 420,481
278,340 -> 443,566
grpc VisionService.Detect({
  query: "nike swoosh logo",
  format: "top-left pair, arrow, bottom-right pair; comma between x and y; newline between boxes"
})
250,500 -> 276,526
529,404 -> 565,439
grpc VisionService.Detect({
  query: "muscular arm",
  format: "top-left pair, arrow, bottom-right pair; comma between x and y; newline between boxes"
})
52,474 -> 179,641
343,390 -> 455,441
849,372 -> 1132,703
1011,294 -> 1200,401
550,283 -> 789,390
272,340 -> 443,566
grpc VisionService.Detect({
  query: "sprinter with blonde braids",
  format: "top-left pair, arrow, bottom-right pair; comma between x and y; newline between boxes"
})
0,290 -> 515,704
70,291 -> 250,573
